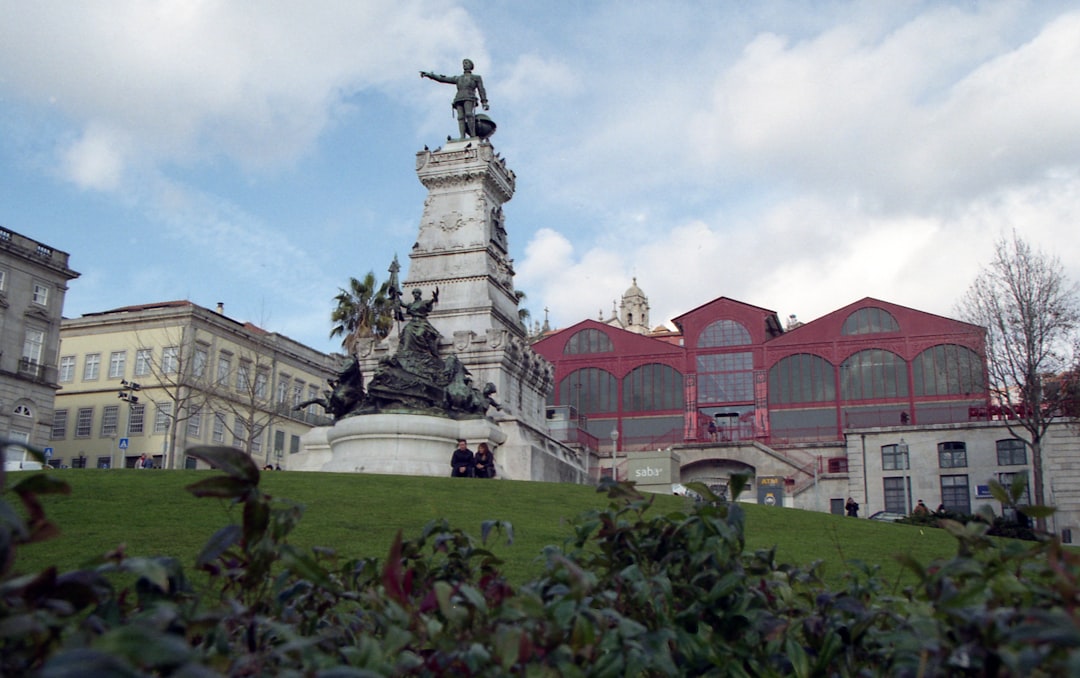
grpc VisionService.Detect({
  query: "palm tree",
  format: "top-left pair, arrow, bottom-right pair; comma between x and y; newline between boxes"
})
330,272 -> 394,351
515,289 -> 530,325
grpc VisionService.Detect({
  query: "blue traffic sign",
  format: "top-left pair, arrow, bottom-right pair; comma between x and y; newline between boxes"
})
119,438 -> 129,449
44,447 -> 54,457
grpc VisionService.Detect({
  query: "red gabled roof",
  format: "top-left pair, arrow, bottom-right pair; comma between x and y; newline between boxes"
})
766,297 -> 984,347
533,318 -> 684,360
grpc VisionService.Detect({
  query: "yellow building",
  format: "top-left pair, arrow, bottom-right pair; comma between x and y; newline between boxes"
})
55,301 -> 338,469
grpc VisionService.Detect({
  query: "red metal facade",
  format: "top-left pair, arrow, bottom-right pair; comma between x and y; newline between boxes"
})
533,296 -> 989,450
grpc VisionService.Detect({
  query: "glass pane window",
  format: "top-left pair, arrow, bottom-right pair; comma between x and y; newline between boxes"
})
881,444 -> 909,471
996,438 -> 1027,466
697,320 -> 751,348
213,413 -> 227,443
697,352 -> 754,404
237,362 -> 251,392
75,408 -> 93,437
558,367 -> 618,414
563,328 -> 613,354
622,363 -> 685,412
187,406 -> 202,438
768,353 -> 835,405
883,477 -> 908,514
83,353 -> 101,381
940,475 -> 971,513
101,405 -> 119,437
912,344 -> 986,396
22,329 -> 45,364
255,371 -> 269,399
51,409 -> 68,439
128,404 -> 145,434
839,349 -> 908,401
162,347 -> 179,374
108,351 -> 126,379
32,282 -> 49,306
135,349 -> 152,376
154,403 -> 172,433
59,356 -> 76,382
998,471 -> 1031,505
841,307 -> 899,335
938,441 -> 967,468
217,354 -> 232,385
193,347 -> 208,379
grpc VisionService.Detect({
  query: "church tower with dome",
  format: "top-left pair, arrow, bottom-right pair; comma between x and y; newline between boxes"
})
619,277 -> 650,335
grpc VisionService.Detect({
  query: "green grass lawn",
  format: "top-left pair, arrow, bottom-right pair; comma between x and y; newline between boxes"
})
9,469 -> 959,587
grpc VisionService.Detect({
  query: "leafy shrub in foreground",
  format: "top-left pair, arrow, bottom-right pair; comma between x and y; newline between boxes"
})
2,445 -> 1079,676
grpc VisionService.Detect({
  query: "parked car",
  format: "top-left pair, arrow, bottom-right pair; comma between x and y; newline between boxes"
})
868,510 -> 905,522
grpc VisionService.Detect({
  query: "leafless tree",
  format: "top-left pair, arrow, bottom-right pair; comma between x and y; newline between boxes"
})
203,342 -> 285,466
956,231 -> 1080,519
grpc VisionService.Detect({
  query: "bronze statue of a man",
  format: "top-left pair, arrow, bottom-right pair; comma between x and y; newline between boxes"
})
420,58 -> 489,139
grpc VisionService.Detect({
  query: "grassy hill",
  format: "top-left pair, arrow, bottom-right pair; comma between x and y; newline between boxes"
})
10,469 -> 958,586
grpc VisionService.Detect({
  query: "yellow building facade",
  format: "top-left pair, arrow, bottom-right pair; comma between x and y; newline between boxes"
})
55,301 -> 338,469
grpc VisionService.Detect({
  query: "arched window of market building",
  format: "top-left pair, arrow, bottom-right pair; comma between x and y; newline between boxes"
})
696,319 -> 751,348
558,367 -> 618,414
912,344 -> 985,396
563,328 -> 613,354
768,353 -> 836,404
841,307 -> 900,335
839,349 -> 909,400
623,363 -> 684,412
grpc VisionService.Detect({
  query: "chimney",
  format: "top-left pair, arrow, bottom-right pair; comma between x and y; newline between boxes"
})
216,302 -> 225,315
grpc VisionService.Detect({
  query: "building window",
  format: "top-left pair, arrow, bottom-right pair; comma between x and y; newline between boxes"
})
154,403 -> 172,434
250,425 -> 262,453
128,404 -> 145,434
135,349 -> 153,376
768,353 -> 836,405
187,406 -> 202,438
59,356 -> 76,383
32,282 -> 49,306
839,349 -> 908,401
255,371 -> 269,400
22,328 -> 45,367
162,346 -> 179,374
841,307 -> 899,335
307,385 -> 319,415
101,405 -> 119,437
293,382 -> 304,408
697,320 -> 751,348
938,441 -> 968,468
213,412 -> 227,443
277,375 -> 290,405
0,268 -> 6,291
75,408 -> 93,438
881,444 -> 909,471
622,363 -> 684,411
290,434 -> 301,454
883,477 -> 908,514
217,353 -> 232,386
233,416 -> 246,448
558,367 -> 618,414
996,438 -> 1027,466
193,346 -> 209,379
563,328 -> 613,354
108,351 -> 126,379
912,344 -> 986,396
51,409 -> 68,439
941,475 -> 971,513
697,352 -> 754,403
274,430 -> 286,454
83,353 -> 101,381
237,361 -> 251,392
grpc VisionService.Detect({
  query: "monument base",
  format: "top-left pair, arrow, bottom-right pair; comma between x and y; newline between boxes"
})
313,413 -> 507,477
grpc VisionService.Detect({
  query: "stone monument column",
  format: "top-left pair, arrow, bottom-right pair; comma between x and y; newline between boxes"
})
401,139 -> 552,432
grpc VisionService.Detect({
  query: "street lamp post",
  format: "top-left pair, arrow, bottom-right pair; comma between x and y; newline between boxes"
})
610,429 -> 619,481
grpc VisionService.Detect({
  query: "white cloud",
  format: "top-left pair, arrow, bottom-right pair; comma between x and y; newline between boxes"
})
60,124 -> 130,191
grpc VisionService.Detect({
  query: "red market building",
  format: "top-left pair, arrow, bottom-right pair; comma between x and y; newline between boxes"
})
532,295 -> 989,454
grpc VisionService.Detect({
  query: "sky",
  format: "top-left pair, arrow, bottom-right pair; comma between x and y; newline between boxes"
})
2,1 -> 1079,355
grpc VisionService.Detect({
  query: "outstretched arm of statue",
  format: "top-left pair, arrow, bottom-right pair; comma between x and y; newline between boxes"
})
421,71 -> 456,84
